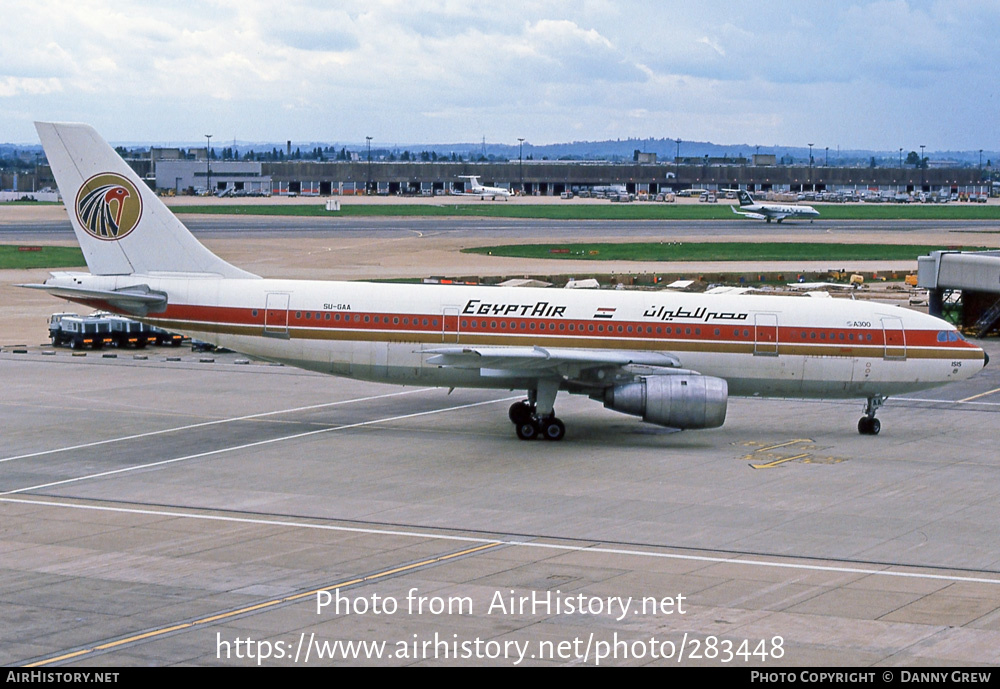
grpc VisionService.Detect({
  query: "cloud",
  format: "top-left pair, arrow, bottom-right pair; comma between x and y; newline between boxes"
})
0,77 -> 64,98
1,0 -> 998,148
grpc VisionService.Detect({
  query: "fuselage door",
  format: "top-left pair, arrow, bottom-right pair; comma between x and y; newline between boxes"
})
882,317 -> 906,360
754,313 -> 779,356
442,306 -> 460,343
264,292 -> 290,339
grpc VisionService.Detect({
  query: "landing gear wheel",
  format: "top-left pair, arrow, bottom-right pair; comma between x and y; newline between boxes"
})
509,401 -> 533,425
515,421 -> 539,441
541,418 -> 565,441
859,396 -> 886,435
858,417 -> 881,435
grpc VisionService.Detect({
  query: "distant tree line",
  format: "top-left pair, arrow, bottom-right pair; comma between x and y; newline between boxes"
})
227,147 -> 491,163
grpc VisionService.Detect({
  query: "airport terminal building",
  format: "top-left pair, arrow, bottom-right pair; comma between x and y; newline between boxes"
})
146,159 -> 987,198
156,160 -> 272,196
18,151 -> 987,199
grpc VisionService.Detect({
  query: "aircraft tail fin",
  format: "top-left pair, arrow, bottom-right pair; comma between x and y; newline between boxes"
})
737,190 -> 755,207
35,122 -> 257,279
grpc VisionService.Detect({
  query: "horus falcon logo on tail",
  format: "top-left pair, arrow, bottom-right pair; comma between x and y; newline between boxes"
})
75,172 -> 143,240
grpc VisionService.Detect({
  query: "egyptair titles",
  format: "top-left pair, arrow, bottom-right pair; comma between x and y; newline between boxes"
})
642,305 -> 749,322
462,299 -> 567,318
461,299 -> 749,323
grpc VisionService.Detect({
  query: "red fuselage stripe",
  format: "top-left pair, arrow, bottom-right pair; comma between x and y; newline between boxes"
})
152,303 -> 979,351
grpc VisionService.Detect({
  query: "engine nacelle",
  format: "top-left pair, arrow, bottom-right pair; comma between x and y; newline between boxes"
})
602,375 -> 728,429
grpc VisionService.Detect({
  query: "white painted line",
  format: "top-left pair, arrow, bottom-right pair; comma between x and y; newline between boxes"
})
3,495 -> 1000,587
1,396 -> 520,496
893,396 -> 1000,407
0,387 -> 437,465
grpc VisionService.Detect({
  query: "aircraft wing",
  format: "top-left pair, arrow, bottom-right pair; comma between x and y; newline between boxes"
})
730,206 -> 768,221
424,345 -> 684,383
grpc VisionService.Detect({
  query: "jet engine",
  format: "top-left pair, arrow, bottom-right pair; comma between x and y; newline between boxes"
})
601,375 -> 728,429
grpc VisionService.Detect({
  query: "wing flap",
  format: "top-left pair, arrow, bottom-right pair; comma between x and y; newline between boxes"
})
424,345 -> 682,372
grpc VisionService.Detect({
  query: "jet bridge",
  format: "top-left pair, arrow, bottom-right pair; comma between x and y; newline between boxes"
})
918,250 -> 1000,335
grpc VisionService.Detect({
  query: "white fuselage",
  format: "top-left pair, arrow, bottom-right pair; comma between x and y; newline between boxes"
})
477,185 -> 511,197
54,272 -> 985,400
745,202 -> 820,221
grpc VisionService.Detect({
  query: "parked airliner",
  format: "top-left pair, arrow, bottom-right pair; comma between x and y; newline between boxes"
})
24,123 -> 986,440
730,189 -> 820,223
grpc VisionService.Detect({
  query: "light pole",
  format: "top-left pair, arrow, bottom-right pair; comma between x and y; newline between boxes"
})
204,134 -> 213,194
676,138 -> 681,162
366,136 -> 372,194
807,143 -> 813,188
518,137 -> 525,194
920,144 -> 926,187
899,148 -> 903,169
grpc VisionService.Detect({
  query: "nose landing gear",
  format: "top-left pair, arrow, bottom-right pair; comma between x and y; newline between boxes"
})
858,396 -> 885,435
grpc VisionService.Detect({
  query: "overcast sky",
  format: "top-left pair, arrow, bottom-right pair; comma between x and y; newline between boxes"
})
2,0 -> 997,151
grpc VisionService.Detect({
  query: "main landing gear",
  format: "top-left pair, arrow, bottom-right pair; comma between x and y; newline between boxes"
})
858,395 -> 885,435
509,379 -> 565,441
509,400 -> 566,441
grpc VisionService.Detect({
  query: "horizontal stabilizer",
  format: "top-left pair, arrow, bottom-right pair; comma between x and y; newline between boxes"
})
20,282 -> 167,315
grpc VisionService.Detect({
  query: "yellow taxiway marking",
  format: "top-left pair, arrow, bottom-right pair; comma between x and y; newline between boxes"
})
747,439 -> 814,453
26,541 -> 501,667
959,386 -> 1000,403
750,453 -> 812,469
738,438 -> 849,470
